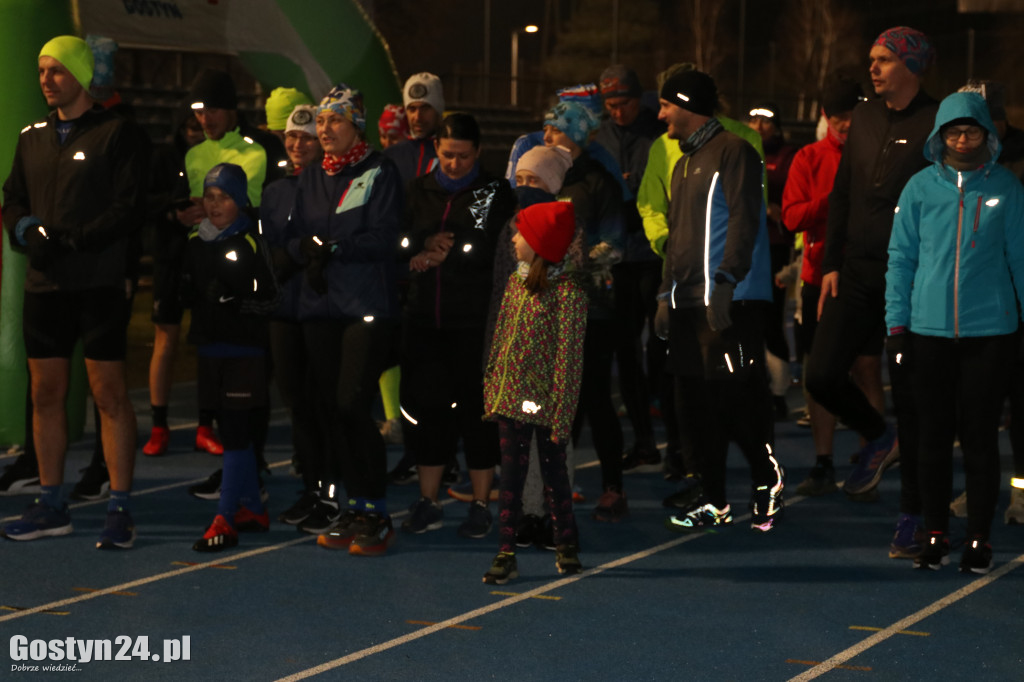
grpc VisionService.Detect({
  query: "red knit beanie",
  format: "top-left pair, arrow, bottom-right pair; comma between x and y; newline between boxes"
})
516,201 -> 576,263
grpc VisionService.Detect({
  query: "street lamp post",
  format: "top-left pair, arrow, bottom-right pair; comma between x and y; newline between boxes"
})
511,24 -> 538,107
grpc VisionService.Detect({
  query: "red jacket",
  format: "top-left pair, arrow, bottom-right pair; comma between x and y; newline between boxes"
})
781,131 -> 842,286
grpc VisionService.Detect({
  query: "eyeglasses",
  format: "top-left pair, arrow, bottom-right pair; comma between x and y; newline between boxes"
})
943,126 -> 984,142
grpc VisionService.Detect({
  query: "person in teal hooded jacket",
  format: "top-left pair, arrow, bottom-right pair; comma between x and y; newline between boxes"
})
886,91 -> 1024,574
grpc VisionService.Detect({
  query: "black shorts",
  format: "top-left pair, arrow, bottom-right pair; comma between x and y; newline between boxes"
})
197,354 -> 269,412
23,287 -> 130,361
151,259 -> 185,325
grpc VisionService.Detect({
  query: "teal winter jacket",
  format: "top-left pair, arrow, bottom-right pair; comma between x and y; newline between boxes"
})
886,91 -> 1024,339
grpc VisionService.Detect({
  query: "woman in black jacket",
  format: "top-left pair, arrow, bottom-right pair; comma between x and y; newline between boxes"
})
397,113 -> 516,538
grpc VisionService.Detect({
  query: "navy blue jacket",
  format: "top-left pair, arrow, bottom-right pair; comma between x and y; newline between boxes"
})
285,150 -> 402,321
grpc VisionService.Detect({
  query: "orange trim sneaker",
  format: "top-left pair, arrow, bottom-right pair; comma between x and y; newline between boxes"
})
316,510 -> 362,550
348,513 -> 395,557
195,426 -> 224,456
142,426 -> 170,457
192,514 -> 238,552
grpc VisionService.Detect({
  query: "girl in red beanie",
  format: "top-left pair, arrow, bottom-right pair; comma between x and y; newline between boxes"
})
482,201 -> 587,583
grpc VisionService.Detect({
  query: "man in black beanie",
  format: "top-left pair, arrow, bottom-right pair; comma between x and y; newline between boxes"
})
654,70 -> 783,535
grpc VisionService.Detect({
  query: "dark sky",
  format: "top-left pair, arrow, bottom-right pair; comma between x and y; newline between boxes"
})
365,0 -> 1023,111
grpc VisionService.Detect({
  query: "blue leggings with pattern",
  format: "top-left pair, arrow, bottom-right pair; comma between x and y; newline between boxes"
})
497,418 -> 578,553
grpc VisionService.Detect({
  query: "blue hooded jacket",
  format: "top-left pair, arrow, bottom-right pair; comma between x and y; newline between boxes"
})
886,91 -> 1024,339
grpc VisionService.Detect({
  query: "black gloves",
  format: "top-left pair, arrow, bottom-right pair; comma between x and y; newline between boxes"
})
24,225 -> 58,271
300,236 -> 334,296
706,281 -> 735,332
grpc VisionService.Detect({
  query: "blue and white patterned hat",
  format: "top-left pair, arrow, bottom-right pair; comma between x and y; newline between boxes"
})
318,83 -> 366,132
543,101 -> 597,148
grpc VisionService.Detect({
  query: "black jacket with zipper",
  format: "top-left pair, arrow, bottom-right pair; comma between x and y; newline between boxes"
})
399,168 -> 516,329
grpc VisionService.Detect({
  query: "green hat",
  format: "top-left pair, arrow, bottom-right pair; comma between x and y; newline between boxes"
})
39,35 -> 94,90
266,87 -> 313,131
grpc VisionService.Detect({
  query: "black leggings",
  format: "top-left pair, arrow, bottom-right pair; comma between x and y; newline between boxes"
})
400,323 -> 498,470
805,266 -> 920,513
497,418 -> 577,553
669,302 -> 776,507
612,260 -> 662,451
913,333 -> 1013,540
302,318 -> 395,501
1007,329 -> 1024,477
270,319 -> 323,491
571,318 -> 623,492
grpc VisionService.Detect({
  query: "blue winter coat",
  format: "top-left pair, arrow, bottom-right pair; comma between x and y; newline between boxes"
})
285,150 -> 402,321
886,92 -> 1024,339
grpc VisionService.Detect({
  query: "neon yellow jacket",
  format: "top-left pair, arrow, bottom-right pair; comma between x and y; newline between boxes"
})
185,128 -> 268,206
638,116 -> 765,257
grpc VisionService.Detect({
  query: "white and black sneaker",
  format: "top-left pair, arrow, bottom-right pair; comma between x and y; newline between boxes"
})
297,498 -> 341,534
278,490 -> 320,525
0,454 -> 41,496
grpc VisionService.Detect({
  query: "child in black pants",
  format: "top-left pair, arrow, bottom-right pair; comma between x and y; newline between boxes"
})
181,163 -> 277,551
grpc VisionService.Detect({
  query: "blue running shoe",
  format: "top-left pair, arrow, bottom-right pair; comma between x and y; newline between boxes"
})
844,428 -> 898,495
888,514 -> 923,559
97,509 -> 136,550
2,501 -> 72,541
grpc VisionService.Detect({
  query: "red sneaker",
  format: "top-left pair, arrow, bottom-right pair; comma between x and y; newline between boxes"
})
142,426 -> 170,457
195,426 -> 224,455
234,506 -> 269,533
192,514 -> 238,552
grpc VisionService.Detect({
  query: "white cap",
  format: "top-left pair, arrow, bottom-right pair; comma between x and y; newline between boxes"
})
403,72 -> 445,118
285,104 -> 317,137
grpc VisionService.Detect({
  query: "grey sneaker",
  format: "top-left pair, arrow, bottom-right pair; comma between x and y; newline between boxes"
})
401,497 -> 443,533
457,500 -> 492,539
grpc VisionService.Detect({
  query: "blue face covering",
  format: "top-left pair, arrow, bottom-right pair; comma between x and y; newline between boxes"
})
515,186 -> 555,208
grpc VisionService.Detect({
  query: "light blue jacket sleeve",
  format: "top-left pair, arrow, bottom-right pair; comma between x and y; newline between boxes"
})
885,179 -> 923,334
1003,181 -> 1024,306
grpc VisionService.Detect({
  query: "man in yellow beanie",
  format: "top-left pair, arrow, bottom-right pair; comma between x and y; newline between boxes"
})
1,35 -> 149,549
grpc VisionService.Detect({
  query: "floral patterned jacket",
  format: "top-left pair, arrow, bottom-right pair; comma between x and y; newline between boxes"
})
484,271 -> 587,442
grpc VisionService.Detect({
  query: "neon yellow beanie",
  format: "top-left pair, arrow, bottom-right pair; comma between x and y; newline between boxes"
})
266,87 -> 313,130
39,35 -> 94,90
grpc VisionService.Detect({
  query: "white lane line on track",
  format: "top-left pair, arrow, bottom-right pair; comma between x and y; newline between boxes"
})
0,535 -> 314,624
274,527 -> 717,682
787,552 -> 1024,681
0,463 -> 456,622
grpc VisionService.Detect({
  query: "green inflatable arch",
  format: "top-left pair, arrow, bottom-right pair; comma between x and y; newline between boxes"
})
0,0 -> 401,445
